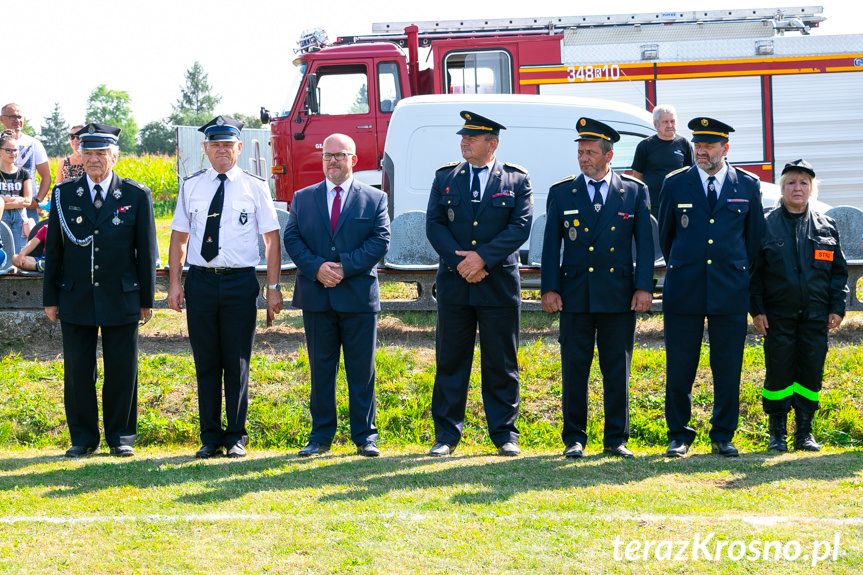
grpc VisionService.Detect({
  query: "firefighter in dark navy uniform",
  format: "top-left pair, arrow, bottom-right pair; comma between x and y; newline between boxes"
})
43,122 -> 157,458
658,117 -> 765,458
426,110 -> 533,457
541,118 -> 654,459
167,116 -> 283,459
751,159 -> 847,452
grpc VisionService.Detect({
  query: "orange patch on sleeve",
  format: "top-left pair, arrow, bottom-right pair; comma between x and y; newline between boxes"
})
814,250 -> 834,261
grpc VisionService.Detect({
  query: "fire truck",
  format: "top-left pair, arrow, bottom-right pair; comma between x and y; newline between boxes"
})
261,6 -> 863,208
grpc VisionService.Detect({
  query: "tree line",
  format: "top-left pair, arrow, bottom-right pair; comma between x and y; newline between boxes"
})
37,62 -> 263,157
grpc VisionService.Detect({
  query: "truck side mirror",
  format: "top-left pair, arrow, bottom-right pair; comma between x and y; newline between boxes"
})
305,73 -> 319,115
260,107 -> 271,125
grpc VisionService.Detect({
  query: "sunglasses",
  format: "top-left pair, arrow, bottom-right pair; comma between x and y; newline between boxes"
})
69,134 -> 80,140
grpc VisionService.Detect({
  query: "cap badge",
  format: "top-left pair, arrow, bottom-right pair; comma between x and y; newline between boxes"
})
88,125 -> 95,134
701,119 -> 709,127
579,119 -> 586,126
465,113 -> 471,120
216,117 -> 225,126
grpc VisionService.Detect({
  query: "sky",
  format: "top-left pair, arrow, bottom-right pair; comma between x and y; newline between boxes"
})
10,1 -> 858,133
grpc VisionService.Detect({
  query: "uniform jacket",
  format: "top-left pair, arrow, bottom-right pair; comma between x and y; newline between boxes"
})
426,159 -> 533,307
43,173 -> 157,326
750,205 -> 848,321
284,179 -> 390,313
659,163 -> 764,315
541,171 -> 653,313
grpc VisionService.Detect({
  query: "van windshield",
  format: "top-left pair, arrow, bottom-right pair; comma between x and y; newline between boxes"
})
280,61 -> 309,117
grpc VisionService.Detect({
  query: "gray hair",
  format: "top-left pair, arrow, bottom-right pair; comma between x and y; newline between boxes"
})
599,139 -> 613,154
652,104 -> 677,123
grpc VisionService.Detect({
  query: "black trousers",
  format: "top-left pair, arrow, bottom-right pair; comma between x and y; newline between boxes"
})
664,313 -> 747,443
762,314 -> 828,416
185,267 -> 259,447
303,309 -> 378,445
61,321 -> 139,448
432,303 -> 520,447
559,312 -> 635,448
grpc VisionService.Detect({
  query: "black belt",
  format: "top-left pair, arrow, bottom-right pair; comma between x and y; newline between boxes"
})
191,265 -> 255,275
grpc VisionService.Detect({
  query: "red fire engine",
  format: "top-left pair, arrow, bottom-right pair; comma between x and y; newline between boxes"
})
261,6 -> 863,208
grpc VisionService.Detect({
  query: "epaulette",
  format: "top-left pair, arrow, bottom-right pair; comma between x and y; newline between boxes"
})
183,169 -> 207,181
551,174 -> 577,187
122,178 -> 150,192
665,166 -> 689,179
243,169 -> 266,182
735,167 -> 760,181
436,161 -> 460,171
620,173 -> 646,186
504,162 -> 528,174
55,177 -> 75,187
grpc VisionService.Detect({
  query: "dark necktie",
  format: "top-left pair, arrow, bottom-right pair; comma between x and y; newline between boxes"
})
93,184 -> 104,215
590,180 -> 604,213
707,176 -> 717,211
201,173 -> 227,262
471,166 -> 487,214
331,185 -> 342,234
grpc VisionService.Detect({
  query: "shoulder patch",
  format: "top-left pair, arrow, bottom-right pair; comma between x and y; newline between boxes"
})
183,169 -> 207,181
243,169 -> 266,182
122,178 -> 150,192
735,167 -> 760,181
620,173 -> 646,186
436,161 -> 460,171
665,166 -> 690,179
551,175 -> 577,187
504,162 -> 528,174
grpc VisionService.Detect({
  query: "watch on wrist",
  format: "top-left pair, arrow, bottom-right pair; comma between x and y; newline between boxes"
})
266,283 -> 281,291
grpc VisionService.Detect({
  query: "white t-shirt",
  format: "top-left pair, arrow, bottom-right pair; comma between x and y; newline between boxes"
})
13,133 -> 49,180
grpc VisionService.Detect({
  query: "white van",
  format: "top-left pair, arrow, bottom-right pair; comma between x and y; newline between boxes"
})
381,94 -> 656,227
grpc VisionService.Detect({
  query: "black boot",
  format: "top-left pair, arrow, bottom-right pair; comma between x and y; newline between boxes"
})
794,410 -> 821,452
766,414 -> 788,452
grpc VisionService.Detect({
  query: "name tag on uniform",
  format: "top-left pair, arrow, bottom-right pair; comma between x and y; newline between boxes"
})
563,210 -> 579,215
727,198 -> 749,203
814,250 -> 834,261
677,204 -> 693,209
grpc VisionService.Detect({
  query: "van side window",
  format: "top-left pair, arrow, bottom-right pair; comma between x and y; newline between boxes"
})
443,50 -> 513,94
378,62 -> 402,114
316,64 -> 369,115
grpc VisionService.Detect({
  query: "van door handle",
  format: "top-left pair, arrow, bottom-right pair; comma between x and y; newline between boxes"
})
356,125 -> 373,129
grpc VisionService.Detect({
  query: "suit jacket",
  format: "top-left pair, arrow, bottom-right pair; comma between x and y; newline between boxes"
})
541,171 -> 653,313
658,163 -> 764,315
43,173 -> 157,326
284,179 -> 390,313
426,159 -> 533,307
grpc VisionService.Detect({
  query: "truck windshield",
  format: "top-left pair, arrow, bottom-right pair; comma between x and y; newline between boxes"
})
280,61 -> 309,117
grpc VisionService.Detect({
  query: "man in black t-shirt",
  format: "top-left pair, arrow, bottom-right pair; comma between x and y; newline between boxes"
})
631,104 -> 693,218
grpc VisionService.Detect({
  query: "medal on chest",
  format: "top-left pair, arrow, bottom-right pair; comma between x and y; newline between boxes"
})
681,214 -> 689,228
239,210 -> 248,225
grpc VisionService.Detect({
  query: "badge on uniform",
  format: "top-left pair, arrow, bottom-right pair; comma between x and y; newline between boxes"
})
573,219 -> 579,227
681,214 -> 689,228
76,186 -> 84,197
75,216 -> 83,224
112,210 -> 122,226
568,227 -> 577,241
113,189 -> 122,200
564,220 -> 569,228
239,210 -> 248,225
447,208 -> 455,222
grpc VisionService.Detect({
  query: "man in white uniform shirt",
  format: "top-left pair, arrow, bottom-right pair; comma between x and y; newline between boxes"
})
168,115 -> 283,459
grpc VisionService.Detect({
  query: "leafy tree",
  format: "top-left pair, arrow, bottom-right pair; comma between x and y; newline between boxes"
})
138,120 -> 175,155
349,84 -> 369,114
20,118 -> 37,138
85,84 -> 138,153
170,62 -> 221,126
40,103 -> 70,157
230,113 -> 263,130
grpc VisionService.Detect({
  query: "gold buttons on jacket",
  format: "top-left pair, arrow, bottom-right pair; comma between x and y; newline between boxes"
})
471,240 -> 476,245
473,221 -> 478,226
610,226 -> 616,231
707,259 -> 712,265
610,268 -> 614,273
589,267 -> 594,272
610,247 -> 615,252
709,219 -> 715,224
708,239 -> 714,244
589,246 -> 594,251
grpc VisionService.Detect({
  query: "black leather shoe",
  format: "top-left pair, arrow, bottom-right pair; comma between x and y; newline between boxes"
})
195,444 -> 224,459
65,445 -> 97,458
357,442 -> 381,457
563,442 -> 584,458
604,444 -> 635,459
428,442 -> 454,457
109,445 -> 134,457
226,442 -> 247,458
497,442 -> 520,456
665,440 -> 690,458
298,441 -> 331,457
711,441 -> 739,457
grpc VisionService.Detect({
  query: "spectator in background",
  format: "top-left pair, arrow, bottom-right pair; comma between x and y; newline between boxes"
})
0,130 -> 33,253
0,104 -> 51,220
631,104 -> 693,218
58,125 -> 86,182
12,222 -> 47,272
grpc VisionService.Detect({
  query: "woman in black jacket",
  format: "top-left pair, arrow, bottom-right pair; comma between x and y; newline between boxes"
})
750,159 -> 848,452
